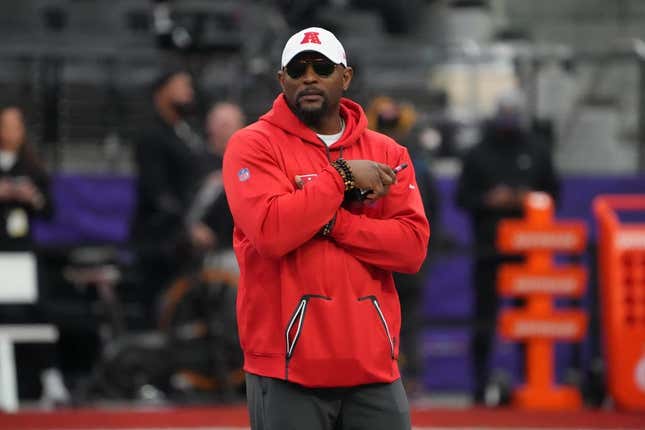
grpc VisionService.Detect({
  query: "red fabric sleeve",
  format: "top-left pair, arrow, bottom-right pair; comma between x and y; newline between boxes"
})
330,149 -> 430,273
223,129 -> 345,258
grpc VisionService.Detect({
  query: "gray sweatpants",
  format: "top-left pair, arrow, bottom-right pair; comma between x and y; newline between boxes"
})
245,373 -> 411,430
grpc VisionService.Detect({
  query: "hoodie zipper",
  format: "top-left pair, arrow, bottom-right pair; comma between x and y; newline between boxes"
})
358,295 -> 395,359
285,294 -> 332,380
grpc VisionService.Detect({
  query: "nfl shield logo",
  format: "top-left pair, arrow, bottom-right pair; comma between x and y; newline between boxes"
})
238,167 -> 251,182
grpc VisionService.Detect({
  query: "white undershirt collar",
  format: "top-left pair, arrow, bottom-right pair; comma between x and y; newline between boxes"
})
316,118 -> 345,147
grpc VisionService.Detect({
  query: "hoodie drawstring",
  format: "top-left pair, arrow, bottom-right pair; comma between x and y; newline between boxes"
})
324,144 -> 343,162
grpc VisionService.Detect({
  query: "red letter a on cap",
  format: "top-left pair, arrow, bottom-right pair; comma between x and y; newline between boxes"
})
300,32 -> 321,45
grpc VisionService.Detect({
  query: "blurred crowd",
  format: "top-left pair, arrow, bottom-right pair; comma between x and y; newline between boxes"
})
0,68 -> 561,408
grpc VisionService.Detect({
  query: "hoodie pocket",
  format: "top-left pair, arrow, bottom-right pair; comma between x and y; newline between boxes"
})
358,295 -> 395,359
285,294 -> 331,375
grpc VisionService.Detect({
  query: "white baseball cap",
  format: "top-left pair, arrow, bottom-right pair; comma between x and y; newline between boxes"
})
281,27 -> 347,68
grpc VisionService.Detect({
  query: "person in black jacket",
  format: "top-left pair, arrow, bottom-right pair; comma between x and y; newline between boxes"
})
0,105 -> 68,405
0,106 -> 52,251
184,102 -> 245,273
455,94 -> 560,405
130,68 -> 206,323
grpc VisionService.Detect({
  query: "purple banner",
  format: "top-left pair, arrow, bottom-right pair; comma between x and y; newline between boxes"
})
34,174 -> 135,246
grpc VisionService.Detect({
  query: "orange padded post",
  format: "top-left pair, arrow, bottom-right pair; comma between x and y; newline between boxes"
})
594,195 -> 645,411
496,192 -> 588,410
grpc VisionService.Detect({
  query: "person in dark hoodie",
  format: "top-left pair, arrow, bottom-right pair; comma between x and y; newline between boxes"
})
455,92 -> 560,406
130,68 -> 206,325
223,27 -> 429,430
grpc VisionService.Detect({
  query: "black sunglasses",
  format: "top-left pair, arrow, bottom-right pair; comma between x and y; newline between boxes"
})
285,58 -> 337,79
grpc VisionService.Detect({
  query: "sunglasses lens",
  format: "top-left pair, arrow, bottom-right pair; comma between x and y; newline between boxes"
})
313,62 -> 335,76
286,60 -> 336,79
286,62 -> 307,79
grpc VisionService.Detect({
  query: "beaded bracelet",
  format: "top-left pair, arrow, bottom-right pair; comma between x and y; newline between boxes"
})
331,158 -> 356,191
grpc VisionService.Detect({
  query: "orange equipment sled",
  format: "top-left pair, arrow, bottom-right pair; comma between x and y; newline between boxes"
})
594,195 -> 645,411
497,192 -> 588,410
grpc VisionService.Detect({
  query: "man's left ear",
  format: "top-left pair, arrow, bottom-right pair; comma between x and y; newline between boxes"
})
342,66 -> 353,91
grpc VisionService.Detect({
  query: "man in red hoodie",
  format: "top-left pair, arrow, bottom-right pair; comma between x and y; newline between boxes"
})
223,27 -> 430,430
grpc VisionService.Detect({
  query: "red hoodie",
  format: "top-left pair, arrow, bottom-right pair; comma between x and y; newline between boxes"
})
223,95 -> 429,387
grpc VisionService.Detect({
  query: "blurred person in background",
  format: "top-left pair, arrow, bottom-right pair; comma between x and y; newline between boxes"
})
130,68 -> 206,326
455,91 -> 560,406
366,96 -> 437,396
223,27 -> 429,430
155,102 -> 247,402
0,105 -> 68,406
0,106 -> 52,250
184,101 -> 246,274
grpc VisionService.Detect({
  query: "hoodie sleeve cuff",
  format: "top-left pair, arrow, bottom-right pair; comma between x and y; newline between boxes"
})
329,207 -> 351,240
323,164 -> 346,194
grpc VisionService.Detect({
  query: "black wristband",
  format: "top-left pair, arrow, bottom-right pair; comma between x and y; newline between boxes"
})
321,214 -> 337,236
